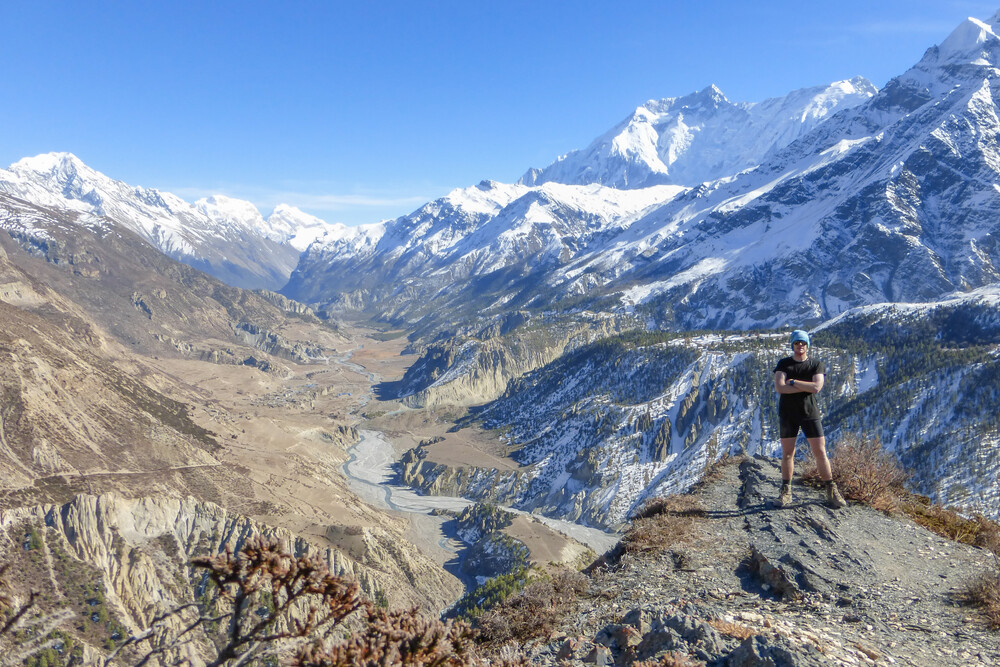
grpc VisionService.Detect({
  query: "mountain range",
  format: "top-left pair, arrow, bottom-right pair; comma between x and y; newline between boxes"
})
0,153 -> 340,291
284,11 -> 1000,337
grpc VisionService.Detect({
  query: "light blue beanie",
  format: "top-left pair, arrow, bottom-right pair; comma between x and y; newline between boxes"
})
790,330 -> 810,346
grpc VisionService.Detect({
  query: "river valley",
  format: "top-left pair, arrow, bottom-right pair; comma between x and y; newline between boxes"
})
333,338 -> 621,575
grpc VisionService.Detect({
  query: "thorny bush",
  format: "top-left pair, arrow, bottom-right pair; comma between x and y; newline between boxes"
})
801,433 -> 908,512
293,606 -> 486,666
474,568 -> 588,649
119,537 -> 367,666
122,536 -> 528,666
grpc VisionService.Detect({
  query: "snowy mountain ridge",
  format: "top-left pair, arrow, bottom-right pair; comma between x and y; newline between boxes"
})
519,78 -> 877,189
285,179 -> 686,312
0,152 -> 336,290
815,283 -> 1000,330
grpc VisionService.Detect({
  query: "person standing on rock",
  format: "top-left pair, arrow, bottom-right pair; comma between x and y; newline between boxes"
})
773,330 -> 847,509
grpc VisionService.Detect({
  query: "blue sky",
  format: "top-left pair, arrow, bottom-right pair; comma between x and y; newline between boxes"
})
1,1 -> 996,225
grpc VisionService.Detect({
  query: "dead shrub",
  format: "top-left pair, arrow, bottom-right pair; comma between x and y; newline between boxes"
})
961,569 -> 1000,629
622,495 -> 705,554
475,568 -> 587,647
293,607 -> 484,666
632,651 -> 705,666
119,537 -> 519,666
116,537 -> 367,666
707,618 -> 755,640
802,433 -> 907,512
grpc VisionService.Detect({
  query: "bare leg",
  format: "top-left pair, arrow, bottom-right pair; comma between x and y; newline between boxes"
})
807,436 -> 833,481
780,437 -> 797,481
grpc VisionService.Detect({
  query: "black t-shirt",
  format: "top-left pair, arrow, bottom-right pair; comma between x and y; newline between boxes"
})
773,356 -> 825,420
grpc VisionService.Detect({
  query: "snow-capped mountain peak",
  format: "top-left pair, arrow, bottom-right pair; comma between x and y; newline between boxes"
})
890,12 -> 1000,102
11,151 -> 92,180
7,152 -> 124,214
937,15 -> 1000,62
521,78 -> 877,190
266,204 -> 342,252
676,83 -> 729,110
194,194 -> 267,230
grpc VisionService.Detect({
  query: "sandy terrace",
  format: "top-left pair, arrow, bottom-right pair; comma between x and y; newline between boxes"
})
365,407 -> 517,471
504,515 -> 594,569
344,332 -> 415,383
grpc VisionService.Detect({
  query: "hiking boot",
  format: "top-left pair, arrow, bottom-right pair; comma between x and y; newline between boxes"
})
826,482 -> 847,509
777,483 -> 792,507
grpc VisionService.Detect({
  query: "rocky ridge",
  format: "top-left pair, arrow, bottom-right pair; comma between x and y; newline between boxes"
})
0,192 -> 331,368
516,457 -> 1000,666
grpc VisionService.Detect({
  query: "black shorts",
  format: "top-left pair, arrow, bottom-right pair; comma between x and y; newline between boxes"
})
779,416 -> 824,440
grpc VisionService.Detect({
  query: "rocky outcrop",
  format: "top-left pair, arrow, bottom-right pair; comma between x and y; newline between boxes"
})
398,449 -> 527,503
391,315 -> 632,409
234,321 -> 323,362
255,289 -> 319,319
517,456 -> 1000,666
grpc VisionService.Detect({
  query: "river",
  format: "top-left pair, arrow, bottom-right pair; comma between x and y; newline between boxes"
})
341,429 -> 620,555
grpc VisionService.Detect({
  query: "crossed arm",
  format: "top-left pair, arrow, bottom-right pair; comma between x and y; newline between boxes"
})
775,372 -> 825,394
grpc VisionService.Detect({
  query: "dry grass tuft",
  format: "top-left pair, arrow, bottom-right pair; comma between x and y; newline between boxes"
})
632,494 -> 706,521
622,495 -> 705,555
961,570 -> 1000,629
899,496 -> 1000,547
957,527 -> 1000,629
802,433 -> 908,512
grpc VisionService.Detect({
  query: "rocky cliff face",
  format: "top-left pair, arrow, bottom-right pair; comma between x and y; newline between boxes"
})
0,492 -> 461,664
385,313 -> 633,409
